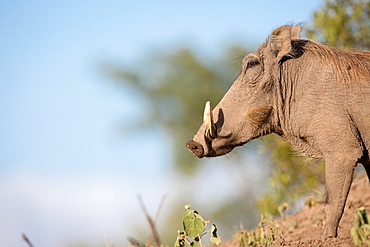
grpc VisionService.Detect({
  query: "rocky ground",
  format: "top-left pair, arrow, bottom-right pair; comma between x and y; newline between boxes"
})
218,172 -> 370,247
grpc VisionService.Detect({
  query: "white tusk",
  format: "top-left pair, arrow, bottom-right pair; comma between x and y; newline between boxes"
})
203,101 -> 216,139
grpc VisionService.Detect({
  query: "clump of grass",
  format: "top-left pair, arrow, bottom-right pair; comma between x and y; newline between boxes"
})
351,207 -> 370,246
236,216 -> 278,247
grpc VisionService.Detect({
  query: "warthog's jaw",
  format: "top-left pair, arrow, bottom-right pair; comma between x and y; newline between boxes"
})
186,101 -> 234,158
186,137 -> 235,158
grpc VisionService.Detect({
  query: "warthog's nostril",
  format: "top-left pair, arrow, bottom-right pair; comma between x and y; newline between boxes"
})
186,140 -> 204,158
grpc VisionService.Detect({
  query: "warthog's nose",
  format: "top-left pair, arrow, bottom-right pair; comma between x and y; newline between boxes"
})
186,140 -> 204,158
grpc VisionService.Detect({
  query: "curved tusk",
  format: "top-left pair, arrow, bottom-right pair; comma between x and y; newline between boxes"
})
203,101 -> 216,139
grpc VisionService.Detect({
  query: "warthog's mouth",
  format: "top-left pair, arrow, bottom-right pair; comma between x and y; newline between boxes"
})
186,138 -> 236,158
186,101 -> 235,158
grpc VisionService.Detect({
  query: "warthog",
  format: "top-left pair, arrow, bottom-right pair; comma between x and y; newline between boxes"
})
186,24 -> 370,238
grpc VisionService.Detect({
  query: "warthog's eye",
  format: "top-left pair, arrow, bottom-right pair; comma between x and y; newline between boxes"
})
243,56 -> 262,83
247,60 -> 260,69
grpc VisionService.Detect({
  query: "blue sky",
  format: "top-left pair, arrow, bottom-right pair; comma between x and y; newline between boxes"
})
0,1 -> 322,246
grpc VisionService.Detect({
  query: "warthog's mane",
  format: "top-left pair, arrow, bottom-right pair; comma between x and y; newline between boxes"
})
296,39 -> 370,83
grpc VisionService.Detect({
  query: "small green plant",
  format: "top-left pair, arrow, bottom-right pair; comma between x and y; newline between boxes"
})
174,205 -> 221,247
237,215 -> 277,247
351,207 -> 370,246
277,202 -> 289,219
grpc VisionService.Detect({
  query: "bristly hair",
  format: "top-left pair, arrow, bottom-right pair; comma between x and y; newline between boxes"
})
297,39 -> 370,84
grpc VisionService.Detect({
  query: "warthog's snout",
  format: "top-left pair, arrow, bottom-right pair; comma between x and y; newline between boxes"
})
186,140 -> 204,158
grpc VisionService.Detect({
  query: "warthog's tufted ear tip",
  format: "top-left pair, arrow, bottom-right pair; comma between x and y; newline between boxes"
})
291,25 -> 302,40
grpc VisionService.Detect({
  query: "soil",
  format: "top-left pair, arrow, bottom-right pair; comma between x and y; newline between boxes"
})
218,172 -> 370,247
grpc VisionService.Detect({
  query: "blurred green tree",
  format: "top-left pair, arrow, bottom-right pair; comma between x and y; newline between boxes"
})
255,135 -> 325,218
104,46 -> 264,244
305,0 -> 370,50
105,46 -> 248,174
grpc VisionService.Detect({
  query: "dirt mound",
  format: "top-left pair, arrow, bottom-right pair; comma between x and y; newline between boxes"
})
272,172 -> 370,247
219,172 -> 370,247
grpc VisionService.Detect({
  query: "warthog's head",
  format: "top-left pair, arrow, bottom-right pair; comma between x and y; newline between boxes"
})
186,25 -> 302,158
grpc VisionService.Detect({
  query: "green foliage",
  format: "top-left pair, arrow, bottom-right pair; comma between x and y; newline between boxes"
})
182,209 -> 205,239
305,0 -> 370,50
210,224 -> 222,245
237,216 -> 277,247
174,205 -> 221,247
351,207 -> 370,246
255,135 -> 325,218
277,202 -> 289,219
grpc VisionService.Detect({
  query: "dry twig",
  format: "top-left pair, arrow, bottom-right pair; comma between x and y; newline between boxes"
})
22,233 -> 34,247
136,194 -> 166,247
128,237 -> 145,247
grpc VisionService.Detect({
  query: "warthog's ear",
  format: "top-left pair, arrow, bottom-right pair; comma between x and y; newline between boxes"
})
269,25 -> 300,61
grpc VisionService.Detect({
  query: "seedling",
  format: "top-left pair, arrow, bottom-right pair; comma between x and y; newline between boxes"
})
174,205 -> 221,247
